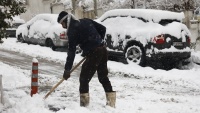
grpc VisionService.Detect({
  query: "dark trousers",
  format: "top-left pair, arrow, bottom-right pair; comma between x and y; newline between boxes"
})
79,46 -> 113,93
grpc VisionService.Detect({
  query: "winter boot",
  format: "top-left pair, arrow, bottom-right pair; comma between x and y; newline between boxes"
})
80,93 -> 89,107
106,91 -> 116,108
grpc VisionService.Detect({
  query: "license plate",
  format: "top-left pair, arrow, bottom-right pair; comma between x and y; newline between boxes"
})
173,42 -> 183,46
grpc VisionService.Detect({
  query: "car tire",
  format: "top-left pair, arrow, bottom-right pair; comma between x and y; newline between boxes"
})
175,58 -> 191,69
17,34 -> 24,43
46,39 -> 56,51
125,43 -> 146,66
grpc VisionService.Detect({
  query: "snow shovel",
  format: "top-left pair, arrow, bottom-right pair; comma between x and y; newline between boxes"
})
44,56 -> 86,99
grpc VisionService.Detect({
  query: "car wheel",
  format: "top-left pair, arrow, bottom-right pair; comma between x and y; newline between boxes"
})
46,39 -> 56,51
175,58 -> 191,69
17,34 -> 24,43
125,43 -> 146,66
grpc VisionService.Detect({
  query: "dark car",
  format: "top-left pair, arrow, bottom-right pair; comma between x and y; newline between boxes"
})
6,16 -> 25,37
96,9 -> 191,67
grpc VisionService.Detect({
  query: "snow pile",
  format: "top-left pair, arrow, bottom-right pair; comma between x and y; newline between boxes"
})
0,59 -> 200,113
191,51 -> 200,64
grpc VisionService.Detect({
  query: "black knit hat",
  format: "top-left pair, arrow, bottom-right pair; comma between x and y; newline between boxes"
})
57,11 -> 68,23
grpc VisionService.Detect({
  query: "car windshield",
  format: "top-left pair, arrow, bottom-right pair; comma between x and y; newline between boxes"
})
12,23 -> 24,28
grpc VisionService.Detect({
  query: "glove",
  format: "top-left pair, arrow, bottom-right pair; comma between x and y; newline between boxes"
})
63,70 -> 70,80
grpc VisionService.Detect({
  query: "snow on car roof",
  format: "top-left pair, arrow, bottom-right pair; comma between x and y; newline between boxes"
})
4,16 -> 25,24
26,14 -> 59,25
98,9 -> 185,23
12,16 -> 25,23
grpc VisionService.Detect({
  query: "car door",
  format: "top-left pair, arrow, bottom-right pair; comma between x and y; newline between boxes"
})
102,16 -> 127,52
28,19 -> 50,45
28,23 -> 38,44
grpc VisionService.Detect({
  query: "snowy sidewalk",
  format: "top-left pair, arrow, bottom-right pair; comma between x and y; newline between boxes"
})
0,61 -> 200,113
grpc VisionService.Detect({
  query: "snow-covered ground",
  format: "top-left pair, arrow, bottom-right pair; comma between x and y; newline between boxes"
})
0,38 -> 200,113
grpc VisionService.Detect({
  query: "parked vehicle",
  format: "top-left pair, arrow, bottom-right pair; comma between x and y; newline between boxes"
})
6,16 -> 25,37
16,14 -> 67,50
96,9 -> 191,67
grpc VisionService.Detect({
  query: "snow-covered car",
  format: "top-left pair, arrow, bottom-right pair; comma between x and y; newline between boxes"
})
96,9 -> 191,67
16,14 -> 67,50
6,16 -> 25,37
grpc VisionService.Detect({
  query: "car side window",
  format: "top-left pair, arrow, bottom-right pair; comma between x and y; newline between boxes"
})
136,17 -> 148,23
159,19 -> 180,26
101,15 -> 148,23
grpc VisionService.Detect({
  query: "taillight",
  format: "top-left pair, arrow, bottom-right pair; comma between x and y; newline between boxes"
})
60,31 -> 66,39
152,35 -> 165,44
187,37 -> 191,44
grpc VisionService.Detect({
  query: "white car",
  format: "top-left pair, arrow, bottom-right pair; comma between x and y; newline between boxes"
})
16,14 -> 67,50
96,9 -> 191,68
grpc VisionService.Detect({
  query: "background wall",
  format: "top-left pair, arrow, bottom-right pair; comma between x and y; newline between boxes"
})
20,0 -> 52,21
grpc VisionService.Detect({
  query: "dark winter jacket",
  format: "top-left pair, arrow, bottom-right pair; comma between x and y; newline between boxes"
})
64,18 -> 106,71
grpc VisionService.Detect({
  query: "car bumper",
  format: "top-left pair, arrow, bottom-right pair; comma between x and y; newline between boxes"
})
6,30 -> 16,37
147,51 -> 191,61
53,39 -> 68,47
146,45 -> 191,60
